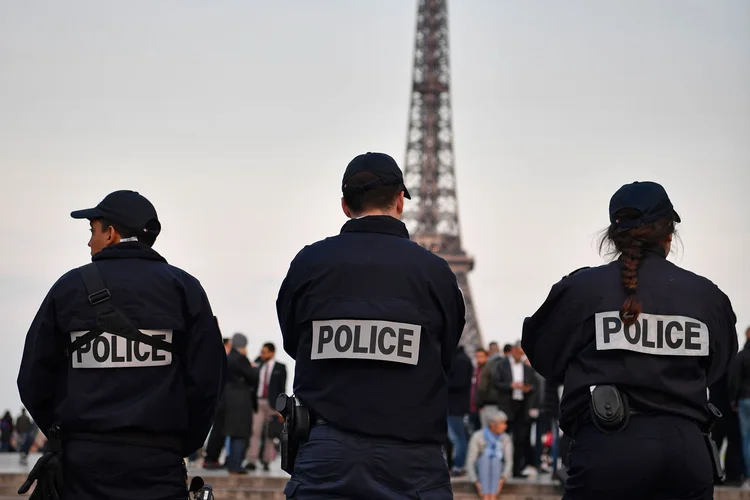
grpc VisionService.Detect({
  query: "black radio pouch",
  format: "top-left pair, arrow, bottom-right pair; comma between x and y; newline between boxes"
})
276,394 -> 312,475
704,403 -> 725,484
589,385 -> 630,433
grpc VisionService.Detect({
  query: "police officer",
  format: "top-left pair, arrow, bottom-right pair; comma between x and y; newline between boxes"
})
276,152 -> 466,499
521,181 -> 738,500
17,190 -> 227,500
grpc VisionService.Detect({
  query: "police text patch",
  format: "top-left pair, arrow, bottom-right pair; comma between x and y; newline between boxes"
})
595,312 -> 709,356
70,330 -> 173,368
311,319 -> 421,365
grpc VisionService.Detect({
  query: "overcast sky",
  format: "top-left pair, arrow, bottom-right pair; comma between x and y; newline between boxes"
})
1,0 -> 748,414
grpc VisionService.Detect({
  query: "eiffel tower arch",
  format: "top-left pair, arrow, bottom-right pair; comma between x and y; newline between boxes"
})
401,0 -> 483,356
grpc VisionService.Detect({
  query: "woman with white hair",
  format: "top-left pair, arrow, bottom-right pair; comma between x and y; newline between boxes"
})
465,410 -> 513,499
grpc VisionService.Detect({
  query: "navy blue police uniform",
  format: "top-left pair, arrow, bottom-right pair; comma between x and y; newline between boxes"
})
522,181 -> 738,500
17,190 -> 227,500
276,153 -> 466,500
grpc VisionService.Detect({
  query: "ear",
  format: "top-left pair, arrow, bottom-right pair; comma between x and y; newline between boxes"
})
395,192 -> 405,215
666,233 -> 673,242
106,225 -> 121,245
341,197 -> 353,218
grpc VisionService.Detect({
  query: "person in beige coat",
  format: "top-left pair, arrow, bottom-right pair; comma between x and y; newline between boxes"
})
466,410 -> 513,499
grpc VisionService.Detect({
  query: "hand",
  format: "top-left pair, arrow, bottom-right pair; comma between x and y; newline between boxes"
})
522,384 -> 533,393
474,482 -> 482,495
18,451 -> 64,500
529,408 -> 540,419
511,382 -> 524,389
498,478 -> 505,492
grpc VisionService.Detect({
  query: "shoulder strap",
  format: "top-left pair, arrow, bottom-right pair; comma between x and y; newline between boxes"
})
67,263 -> 174,355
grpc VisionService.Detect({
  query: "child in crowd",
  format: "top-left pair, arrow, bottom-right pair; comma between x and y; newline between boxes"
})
466,410 -> 513,499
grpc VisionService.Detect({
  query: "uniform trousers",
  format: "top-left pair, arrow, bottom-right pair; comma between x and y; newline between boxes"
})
284,424 -> 452,500
564,414 -> 713,500
61,440 -> 187,500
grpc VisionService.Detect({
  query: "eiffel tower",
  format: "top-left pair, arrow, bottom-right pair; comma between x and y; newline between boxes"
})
402,0 -> 483,355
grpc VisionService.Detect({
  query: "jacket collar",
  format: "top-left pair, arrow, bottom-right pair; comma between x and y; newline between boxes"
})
340,215 -> 410,239
91,242 -> 168,263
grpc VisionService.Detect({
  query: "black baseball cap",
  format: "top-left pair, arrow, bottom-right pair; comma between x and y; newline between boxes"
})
609,181 -> 681,230
342,152 -> 411,199
70,190 -> 161,237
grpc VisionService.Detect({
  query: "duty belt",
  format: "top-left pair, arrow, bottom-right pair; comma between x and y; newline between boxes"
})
569,408 -> 647,438
64,430 -> 183,455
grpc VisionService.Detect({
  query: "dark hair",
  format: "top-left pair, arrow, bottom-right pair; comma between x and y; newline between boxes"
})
598,208 -> 677,327
222,338 -> 230,345
263,342 -> 275,353
96,218 -> 156,247
488,341 -> 498,348
475,348 -> 487,356
343,172 -> 404,214
503,343 -> 513,353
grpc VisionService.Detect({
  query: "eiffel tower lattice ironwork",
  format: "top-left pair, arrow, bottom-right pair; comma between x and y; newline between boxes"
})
402,0 -> 483,354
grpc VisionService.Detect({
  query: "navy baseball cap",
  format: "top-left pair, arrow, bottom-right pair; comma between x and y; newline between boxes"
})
70,190 -> 161,237
342,152 -> 411,199
609,181 -> 681,230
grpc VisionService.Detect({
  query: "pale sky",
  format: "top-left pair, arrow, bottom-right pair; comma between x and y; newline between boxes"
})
1,0 -> 748,414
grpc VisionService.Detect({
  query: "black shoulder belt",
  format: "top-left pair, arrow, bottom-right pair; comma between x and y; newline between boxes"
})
67,262 -> 174,356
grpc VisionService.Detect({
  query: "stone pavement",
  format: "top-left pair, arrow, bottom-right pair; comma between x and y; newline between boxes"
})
1,453 -> 750,499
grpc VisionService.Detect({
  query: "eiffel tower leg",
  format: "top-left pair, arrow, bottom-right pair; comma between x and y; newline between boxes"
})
454,271 -> 482,357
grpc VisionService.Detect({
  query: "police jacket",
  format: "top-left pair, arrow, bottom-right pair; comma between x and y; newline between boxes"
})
17,242 -> 227,455
521,249 -> 738,435
276,215 -> 466,443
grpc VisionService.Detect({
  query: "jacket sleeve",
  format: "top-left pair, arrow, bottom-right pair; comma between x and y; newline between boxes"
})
435,262 -> 466,375
279,363 -> 288,396
728,355 -> 743,404
447,355 -> 472,392
276,248 -> 311,360
17,289 -> 65,435
521,276 -> 589,381
493,359 -> 513,393
502,434 -> 513,479
184,287 -> 227,455
707,291 -> 739,387
465,431 -> 482,483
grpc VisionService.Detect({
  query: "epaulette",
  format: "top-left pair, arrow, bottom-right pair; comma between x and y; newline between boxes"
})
562,266 -> 590,280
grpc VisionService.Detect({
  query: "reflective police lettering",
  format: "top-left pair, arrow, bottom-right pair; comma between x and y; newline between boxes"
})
595,312 -> 708,356
69,330 -> 173,368
311,319 -> 421,365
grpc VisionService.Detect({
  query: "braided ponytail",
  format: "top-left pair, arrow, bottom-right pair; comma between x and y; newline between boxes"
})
598,209 -> 677,327
618,234 -> 644,326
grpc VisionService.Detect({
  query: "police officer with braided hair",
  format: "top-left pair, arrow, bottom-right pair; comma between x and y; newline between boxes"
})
17,190 -> 227,500
522,181 -> 738,500
276,152 -> 466,499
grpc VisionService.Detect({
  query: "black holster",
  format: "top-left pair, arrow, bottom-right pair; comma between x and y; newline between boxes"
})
275,394 -> 312,475
703,403 -> 725,484
589,385 -> 631,433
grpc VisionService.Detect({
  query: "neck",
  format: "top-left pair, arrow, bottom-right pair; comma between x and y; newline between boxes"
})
351,209 -> 400,219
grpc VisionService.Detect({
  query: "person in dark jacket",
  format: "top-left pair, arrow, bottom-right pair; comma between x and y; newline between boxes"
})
0,412 -> 12,451
711,371 -> 745,486
17,190 -> 227,500
15,409 -> 32,464
447,345 -> 473,476
492,342 -> 538,477
222,333 -> 259,474
522,181 -> 738,500
729,326 -> 750,485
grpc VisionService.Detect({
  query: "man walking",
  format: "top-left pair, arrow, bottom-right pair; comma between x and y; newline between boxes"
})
246,342 -> 286,471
